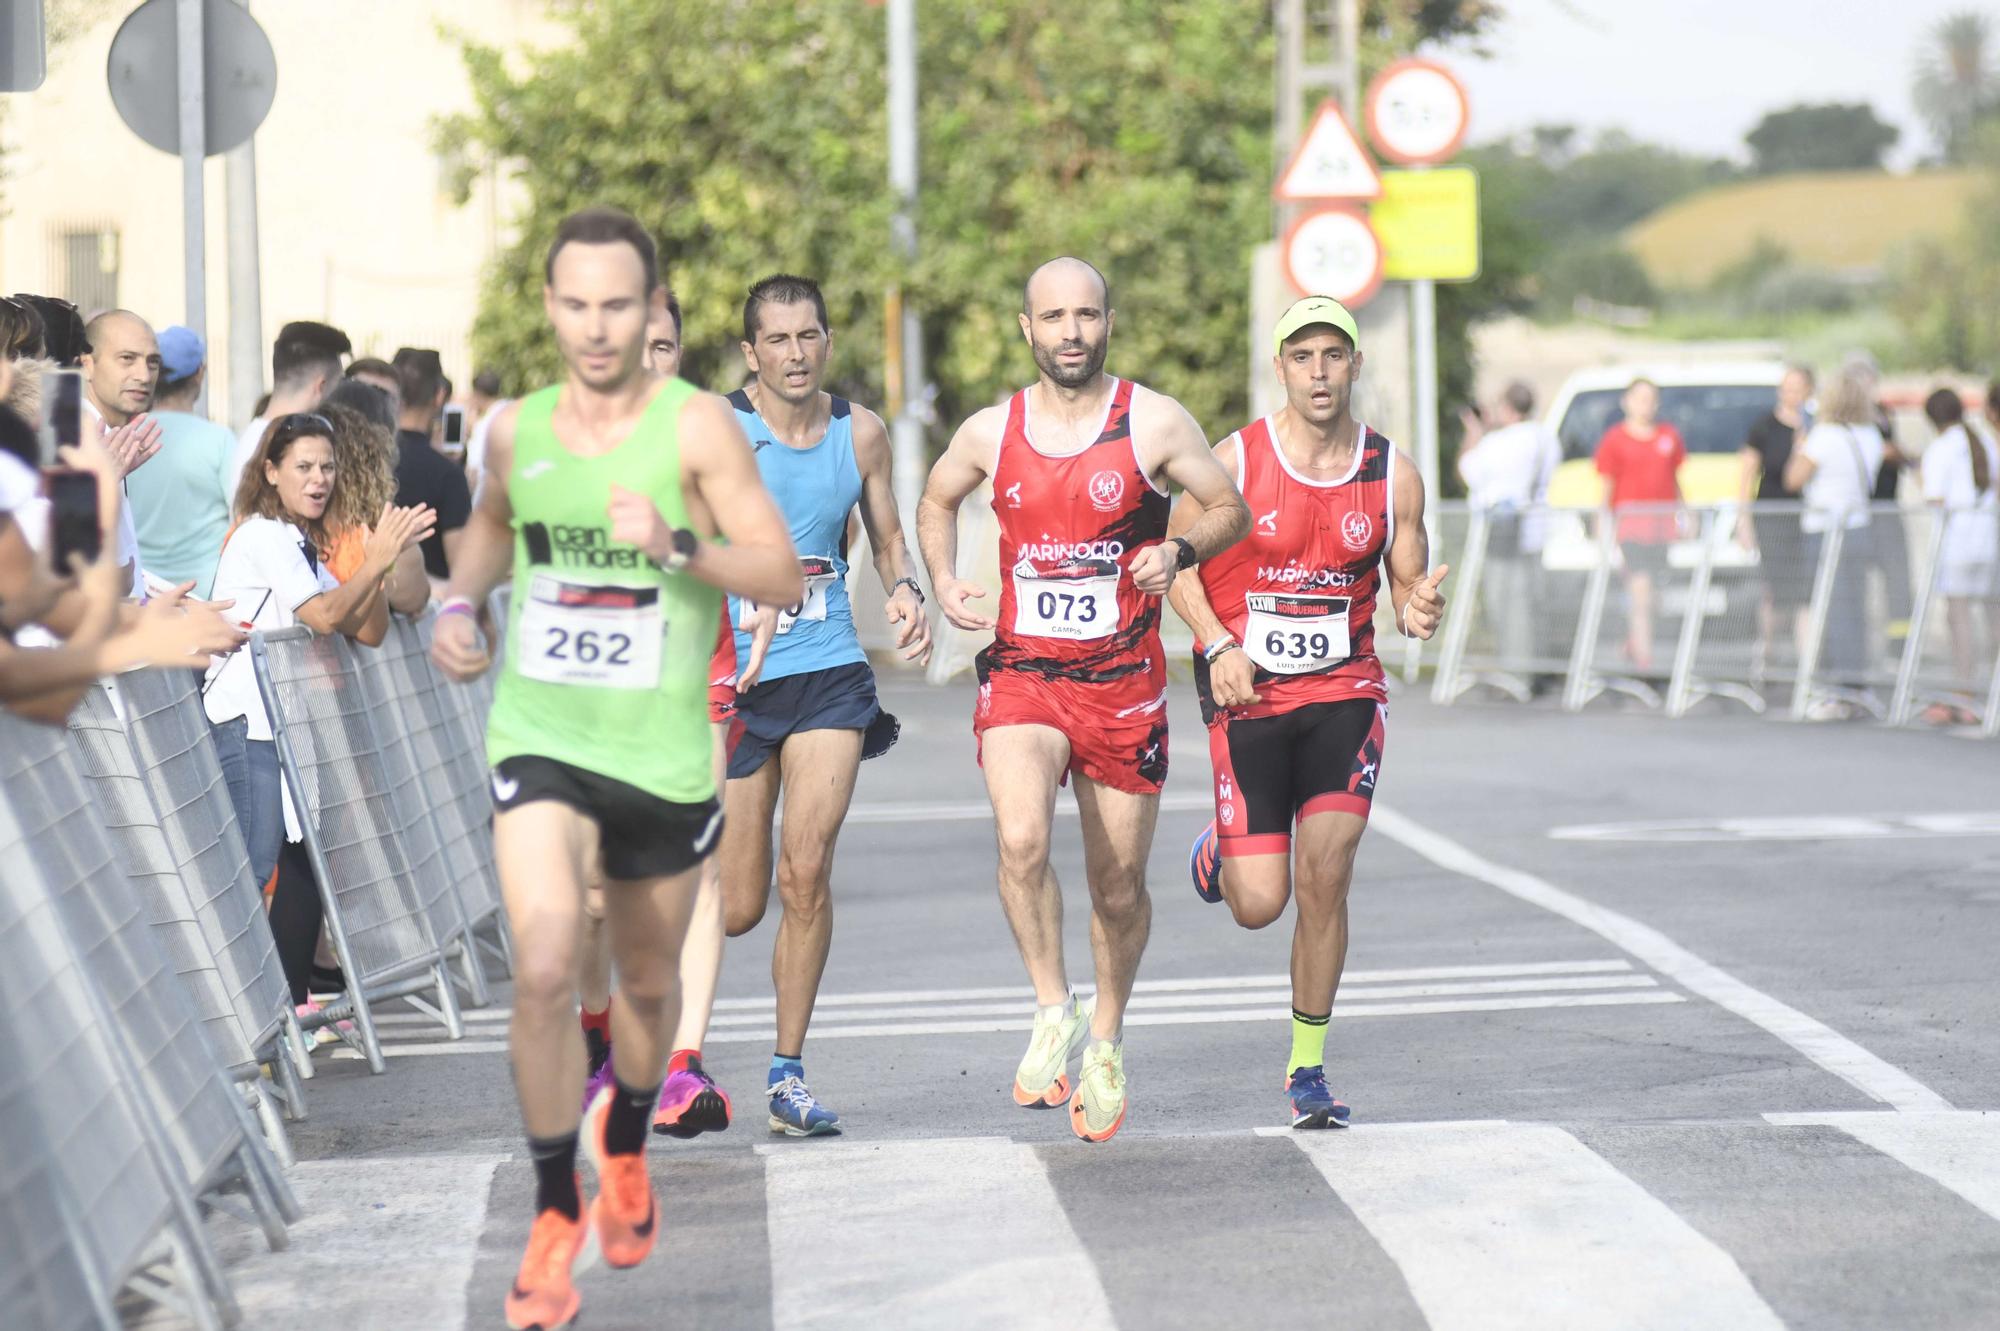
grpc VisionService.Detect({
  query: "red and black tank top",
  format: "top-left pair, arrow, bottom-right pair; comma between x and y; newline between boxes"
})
1194,416 -> 1394,721
978,377 -> 1171,713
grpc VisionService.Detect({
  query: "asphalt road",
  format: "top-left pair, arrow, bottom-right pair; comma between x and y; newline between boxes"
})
139,676 -> 2000,1330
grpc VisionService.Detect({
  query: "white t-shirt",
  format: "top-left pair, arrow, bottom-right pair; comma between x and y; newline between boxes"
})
228,416 -> 268,501
0,450 -> 37,515
1921,422 -> 2000,569
202,516 -> 338,741
1800,423 -> 1884,533
1458,420 -> 1562,553
464,400 -> 512,481
82,398 -> 147,596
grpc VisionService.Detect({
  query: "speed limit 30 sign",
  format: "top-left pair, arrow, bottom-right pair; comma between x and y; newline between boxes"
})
1281,207 -> 1384,307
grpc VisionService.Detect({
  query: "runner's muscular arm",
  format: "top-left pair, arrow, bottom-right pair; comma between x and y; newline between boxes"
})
1164,440 -> 1240,647
1130,392 -> 1250,596
662,391 -> 802,608
1167,441 -> 1262,709
850,406 -> 931,663
432,404 -> 523,680
1385,451 -> 1448,640
917,405 -> 1003,631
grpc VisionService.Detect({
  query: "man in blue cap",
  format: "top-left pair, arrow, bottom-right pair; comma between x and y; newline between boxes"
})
125,325 -> 236,597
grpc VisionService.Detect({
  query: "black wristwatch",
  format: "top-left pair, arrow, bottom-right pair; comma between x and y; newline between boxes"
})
654,527 -> 700,573
1170,536 -> 1198,570
891,576 -> 925,604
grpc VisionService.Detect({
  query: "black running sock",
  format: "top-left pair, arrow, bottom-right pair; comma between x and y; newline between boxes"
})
605,1077 -> 659,1155
528,1132 -> 581,1220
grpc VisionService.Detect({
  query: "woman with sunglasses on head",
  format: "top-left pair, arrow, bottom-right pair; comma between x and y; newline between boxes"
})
204,411 -> 436,889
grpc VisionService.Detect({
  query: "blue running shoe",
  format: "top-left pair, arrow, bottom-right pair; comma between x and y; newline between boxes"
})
1287,1065 -> 1350,1130
767,1073 -> 841,1137
1189,821 -> 1223,904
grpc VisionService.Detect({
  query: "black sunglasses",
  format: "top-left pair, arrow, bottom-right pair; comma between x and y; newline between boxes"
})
271,412 -> 334,437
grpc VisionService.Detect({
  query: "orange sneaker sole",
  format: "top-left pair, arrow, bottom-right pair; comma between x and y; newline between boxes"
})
1014,1072 -> 1072,1107
1069,1093 -> 1127,1142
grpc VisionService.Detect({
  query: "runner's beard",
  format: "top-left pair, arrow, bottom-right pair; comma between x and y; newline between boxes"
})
1035,335 -> 1108,390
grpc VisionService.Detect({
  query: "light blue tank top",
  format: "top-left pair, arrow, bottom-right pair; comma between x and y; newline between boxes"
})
727,389 -> 867,682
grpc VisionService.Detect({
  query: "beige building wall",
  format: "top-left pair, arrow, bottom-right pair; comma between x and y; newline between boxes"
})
1,0 -> 561,429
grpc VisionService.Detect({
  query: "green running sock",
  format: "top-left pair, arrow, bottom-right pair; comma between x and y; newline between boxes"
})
1289,1008 -> 1330,1077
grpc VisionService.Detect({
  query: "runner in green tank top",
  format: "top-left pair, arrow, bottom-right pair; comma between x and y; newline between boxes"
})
431,206 -> 800,1331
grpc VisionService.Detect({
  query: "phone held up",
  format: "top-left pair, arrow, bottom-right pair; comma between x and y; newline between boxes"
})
40,368 -> 101,568
440,403 -> 466,464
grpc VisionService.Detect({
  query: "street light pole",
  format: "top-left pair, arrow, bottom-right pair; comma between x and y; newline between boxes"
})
886,0 -> 926,546
175,0 -> 206,412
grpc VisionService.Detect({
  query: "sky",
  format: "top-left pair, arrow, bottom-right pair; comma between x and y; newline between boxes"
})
1431,0 -> 1990,168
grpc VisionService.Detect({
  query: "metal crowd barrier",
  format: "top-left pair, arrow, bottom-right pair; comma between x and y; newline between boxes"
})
0,712 -> 301,1328
1426,499 -> 1998,736
252,627 -> 470,1073
65,675 -> 309,1165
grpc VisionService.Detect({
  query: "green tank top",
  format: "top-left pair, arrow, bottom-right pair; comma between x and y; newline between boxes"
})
486,378 -> 720,804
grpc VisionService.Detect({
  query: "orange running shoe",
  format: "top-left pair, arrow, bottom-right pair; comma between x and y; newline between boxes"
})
504,1200 -> 591,1330
582,1085 -> 658,1269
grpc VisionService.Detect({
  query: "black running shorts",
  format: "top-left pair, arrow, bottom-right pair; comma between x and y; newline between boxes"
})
1206,698 -> 1384,856
490,755 -> 722,880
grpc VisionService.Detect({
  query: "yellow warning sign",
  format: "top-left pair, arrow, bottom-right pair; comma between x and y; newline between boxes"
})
1372,167 -> 1480,282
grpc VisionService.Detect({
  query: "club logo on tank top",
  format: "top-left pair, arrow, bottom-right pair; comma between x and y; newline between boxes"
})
1340,511 -> 1373,552
521,520 -> 648,571
1087,469 -> 1126,512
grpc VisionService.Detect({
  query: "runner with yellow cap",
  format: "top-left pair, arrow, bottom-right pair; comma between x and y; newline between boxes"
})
1164,295 -> 1449,1129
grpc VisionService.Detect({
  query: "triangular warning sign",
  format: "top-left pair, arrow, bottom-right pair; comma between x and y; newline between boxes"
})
1274,101 -> 1383,202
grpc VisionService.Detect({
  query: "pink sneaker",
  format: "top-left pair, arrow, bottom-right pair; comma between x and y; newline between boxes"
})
582,1050 -> 616,1115
653,1059 -> 732,1137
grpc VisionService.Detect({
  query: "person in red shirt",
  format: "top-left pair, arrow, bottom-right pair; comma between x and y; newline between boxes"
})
1593,378 -> 1684,672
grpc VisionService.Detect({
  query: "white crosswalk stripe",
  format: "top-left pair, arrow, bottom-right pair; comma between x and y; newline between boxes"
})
760,1136 -> 1116,1330
342,957 -> 1680,1057
1765,1110 -> 2000,1222
1276,1120 -> 1786,1331
152,1113 -> 2000,1329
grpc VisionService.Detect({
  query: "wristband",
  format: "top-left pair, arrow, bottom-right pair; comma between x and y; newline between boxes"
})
891,576 -> 925,604
1203,635 -> 1240,663
439,597 -> 476,619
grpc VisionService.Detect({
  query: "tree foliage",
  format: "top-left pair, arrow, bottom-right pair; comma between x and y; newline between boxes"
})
1891,123 -> 2000,370
442,0 -> 1500,440
1746,103 -> 1899,175
1913,11 -> 2000,164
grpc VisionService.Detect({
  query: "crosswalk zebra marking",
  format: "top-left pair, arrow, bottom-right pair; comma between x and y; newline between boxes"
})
758,1135 -> 1115,1330
1275,1120 -> 1786,1330
1765,1110 -> 2000,1222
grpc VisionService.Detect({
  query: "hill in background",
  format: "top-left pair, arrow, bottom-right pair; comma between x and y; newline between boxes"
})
1623,170 -> 1977,288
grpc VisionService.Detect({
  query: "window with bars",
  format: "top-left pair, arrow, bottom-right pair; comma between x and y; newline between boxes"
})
47,225 -> 120,316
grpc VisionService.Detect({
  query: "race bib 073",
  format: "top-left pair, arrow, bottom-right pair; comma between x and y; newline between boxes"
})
744,555 -> 840,636
518,575 -> 664,689
1012,559 -> 1119,641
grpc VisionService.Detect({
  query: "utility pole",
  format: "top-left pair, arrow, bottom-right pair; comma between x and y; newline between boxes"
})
226,0 -> 263,431
885,0 -> 926,547
176,0 -> 206,412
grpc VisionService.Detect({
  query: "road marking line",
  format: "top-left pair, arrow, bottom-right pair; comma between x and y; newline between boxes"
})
1372,804 -> 1952,1113
842,791 -> 1212,823
361,959 -> 1642,1027
760,1136 -> 1114,1331
1550,812 -> 2000,842
345,992 -> 1684,1056
126,1154 -> 502,1331
702,975 -> 1661,1027
1280,1120 -> 1785,1331
1765,1111 -> 2000,1221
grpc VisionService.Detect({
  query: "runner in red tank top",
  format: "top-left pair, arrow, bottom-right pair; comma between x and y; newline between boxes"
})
918,257 -> 1249,1142
1167,297 -> 1449,1132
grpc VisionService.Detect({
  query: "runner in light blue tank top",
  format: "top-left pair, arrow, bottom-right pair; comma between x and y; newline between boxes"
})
725,388 -> 867,680
722,274 -> 934,1137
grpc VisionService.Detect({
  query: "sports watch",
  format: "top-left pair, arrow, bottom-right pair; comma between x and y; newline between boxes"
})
654,527 -> 700,573
1170,536 -> 1198,570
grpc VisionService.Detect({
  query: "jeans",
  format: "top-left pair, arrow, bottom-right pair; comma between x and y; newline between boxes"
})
211,714 -> 282,889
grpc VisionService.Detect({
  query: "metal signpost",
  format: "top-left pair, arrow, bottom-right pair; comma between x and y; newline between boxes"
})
105,0 -> 275,407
